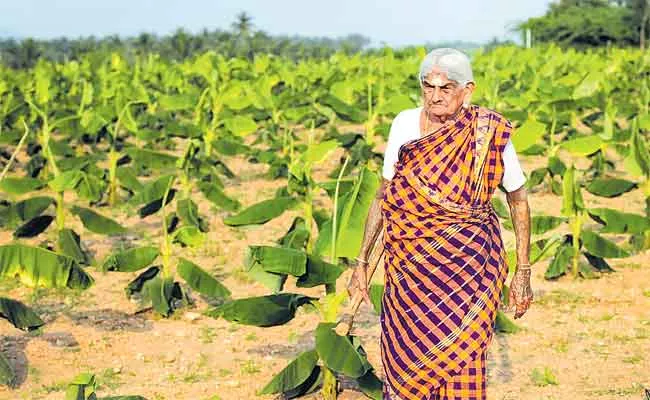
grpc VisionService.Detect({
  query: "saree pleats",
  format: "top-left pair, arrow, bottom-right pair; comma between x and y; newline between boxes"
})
380,106 -> 513,400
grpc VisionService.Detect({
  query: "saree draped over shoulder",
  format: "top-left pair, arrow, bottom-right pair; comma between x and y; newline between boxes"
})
380,105 -> 513,400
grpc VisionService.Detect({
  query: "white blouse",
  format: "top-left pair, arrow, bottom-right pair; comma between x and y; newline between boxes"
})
382,108 -> 526,192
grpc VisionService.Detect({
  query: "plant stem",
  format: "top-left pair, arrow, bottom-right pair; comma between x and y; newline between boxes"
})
321,368 -> 338,400
571,212 -> 583,278
160,177 -> 175,279
0,121 -> 29,182
107,148 -> 119,206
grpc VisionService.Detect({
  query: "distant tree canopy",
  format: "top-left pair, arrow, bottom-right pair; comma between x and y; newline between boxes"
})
0,12 -> 375,69
520,0 -> 650,48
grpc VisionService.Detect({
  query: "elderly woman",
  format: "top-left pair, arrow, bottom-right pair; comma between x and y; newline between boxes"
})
350,48 -> 533,400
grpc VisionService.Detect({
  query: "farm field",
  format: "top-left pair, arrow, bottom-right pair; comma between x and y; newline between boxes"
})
1,45 -> 650,400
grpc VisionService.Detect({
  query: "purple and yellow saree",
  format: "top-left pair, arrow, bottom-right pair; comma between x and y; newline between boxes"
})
380,105 -> 513,400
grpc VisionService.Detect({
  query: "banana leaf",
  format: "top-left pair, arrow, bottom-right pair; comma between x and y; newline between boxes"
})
13,215 -> 53,238
58,229 -> 92,265
315,322 -> 369,378
102,247 -> 159,272
176,199 -> 208,232
587,208 -> 650,235
296,256 -> 344,288
581,231 -> 629,258
247,246 -> 307,277
0,196 -> 54,227
259,350 -> 319,395
177,258 -> 230,300
207,293 -> 315,327
224,197 -> 296,226
65,372 -> 96,400
0,244 -> 93,289
357,369 -> 383,400
198,183 -> 241,212
71,206 -> 126,235
0,297 -> 44,331
585,178 -> 637,198
545,242 -> 573,280
511,119 -> 546,152
315,167 -> 379,258
0,177 -> 44,195
173,226 -> 205,248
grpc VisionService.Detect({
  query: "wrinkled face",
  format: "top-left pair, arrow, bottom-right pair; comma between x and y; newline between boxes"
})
421,67 -> 475,119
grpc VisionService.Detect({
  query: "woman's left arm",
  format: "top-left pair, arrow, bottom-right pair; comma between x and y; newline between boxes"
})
506,185 -> 533,319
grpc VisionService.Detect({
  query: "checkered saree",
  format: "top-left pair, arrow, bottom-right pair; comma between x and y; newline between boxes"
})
380,105 -> 513,400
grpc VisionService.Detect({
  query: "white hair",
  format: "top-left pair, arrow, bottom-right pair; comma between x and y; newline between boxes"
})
419,48 -> 474,87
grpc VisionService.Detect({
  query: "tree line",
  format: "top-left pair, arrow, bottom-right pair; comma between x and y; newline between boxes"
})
519,0 -> 650,48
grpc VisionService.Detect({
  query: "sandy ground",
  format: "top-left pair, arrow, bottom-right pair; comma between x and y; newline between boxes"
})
1,128 -> 649,400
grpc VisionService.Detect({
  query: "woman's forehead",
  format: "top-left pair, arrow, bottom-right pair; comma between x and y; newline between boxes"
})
422,69 -> 453,86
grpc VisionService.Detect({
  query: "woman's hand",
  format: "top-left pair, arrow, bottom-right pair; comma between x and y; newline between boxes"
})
347,261 -> 372,305
507,268 -> 533,319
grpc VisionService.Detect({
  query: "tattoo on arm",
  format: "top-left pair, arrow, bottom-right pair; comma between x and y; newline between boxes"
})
506,186 -> 531,269
357,180 -> 387,260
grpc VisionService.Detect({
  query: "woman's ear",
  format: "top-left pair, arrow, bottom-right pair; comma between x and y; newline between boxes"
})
463,82 -> 476,105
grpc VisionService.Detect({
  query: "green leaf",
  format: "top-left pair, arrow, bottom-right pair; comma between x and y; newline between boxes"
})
176,199 -> 207,232
584,253 -> 614,273
198,183 -> 240,212
545,243 -> 572,280
585,178 -> 637,198
369,284 -> 384,315
58,229 -> 92,265
224,197 -> 296,226
126,148 -> 178,170
315,167 -> 380,258
138,189 -> 176,218
246,263 -> 287,293
206,294 -> 314,327
13,215 -> 53,238
495,310 -> 520,334
0,244 -> 93,290
0,297 -> 44,331
581,231 -> 629,259
48,170 -> 84,192
143,276 -> 178,317
247,246 -> 307,277
315,322 -> 369,378
0,352 -> 14,386
560,136 -> 603,156
511,119 -> 546,152
572,72 -> 601,99
379,94 -> 416,116
177,258 -> 230,300
129,175 -> 174,206
356,369 -> 383,400
102,247 -> 159,272
0,177 -> 44,195
547,157 -> 566,177
296,256 -> 344,288
65,372 -> 97,400
278,217 -> 310,250
71,206 -> 126,235
0,197 -> 54,227
158,93 -> 195,111
115,167 -> 143,192
587,208 -> 650,235
173,226 -> 206,248
259,350 -> 319,395
491,197 -> 509,219
532,216 -> 566,235
125,266 -> 160,297
631,124 -> 650,176
224,115 -> 258,137
561,166 -> 583,217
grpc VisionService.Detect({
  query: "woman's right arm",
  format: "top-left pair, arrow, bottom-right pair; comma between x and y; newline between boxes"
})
348,179 -> 388,304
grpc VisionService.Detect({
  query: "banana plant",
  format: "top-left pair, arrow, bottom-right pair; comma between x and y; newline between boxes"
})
65,372 -> 146,400
102,141 -> 231,317
543,166 -> 630,279
0,297 -> 44,386
207,165 -> 382,399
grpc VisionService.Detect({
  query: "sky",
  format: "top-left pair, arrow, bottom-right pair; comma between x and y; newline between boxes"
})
0,0 -> 554,47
